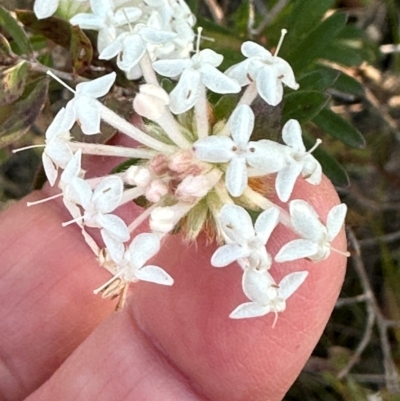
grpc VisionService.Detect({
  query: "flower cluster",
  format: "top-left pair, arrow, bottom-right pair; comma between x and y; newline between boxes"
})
28,0 -> 349,321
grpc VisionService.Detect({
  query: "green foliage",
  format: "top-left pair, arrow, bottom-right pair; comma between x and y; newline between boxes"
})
0,61 -> 28,107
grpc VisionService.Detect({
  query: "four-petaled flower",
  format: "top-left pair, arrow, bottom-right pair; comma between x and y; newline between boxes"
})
230,269 -> 308,320
152,48 -> 241,114
193,104 -> 286,197
275,200 -> 347,263
211,204 -> 280,271
104,232 -> 174,285
275,119 -> 322,202
226,41 -> 299,106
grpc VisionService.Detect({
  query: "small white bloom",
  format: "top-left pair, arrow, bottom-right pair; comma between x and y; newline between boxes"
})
226,41 -> 299,106
42,108 -> 74,186
67,176 -> 130,243
211,204 -> 280,271
125,166 -> 152,187
153,49 -> 241,114
275,200 -> 348,262
104,232 -> 174,285
150,202 -> 194,233
64,72 -> 116,135
34,0 -> 88,19
70,0 -> 142,52
133,84 -> 170,120
230,269 -> 308,320
275,119 -> 322,202
193,104 -> 286,197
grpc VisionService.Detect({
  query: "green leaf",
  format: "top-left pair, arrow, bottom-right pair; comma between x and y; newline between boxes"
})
320,41 -> 364,67
313,108 -> 366,148
0,78 -> 49,148
281,0 -> 335,56
0,6 -> 33,55
333,72 -> 364,97
0,61 -> 28,107
70,25 -> 93,75
213,93 -> 239,122
297,69 -> 340,92
16,10 -> 71,48
251,96 -> 283,142
0,33 -> 12,56
283,90 -> 330,123
286,12 -> 347,74
304,135 -> 350,187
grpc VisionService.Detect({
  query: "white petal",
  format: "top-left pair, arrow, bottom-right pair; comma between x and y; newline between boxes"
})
70,14 -> 104,30
198,48 -> 223,67
254,207 -> 280,244
226,156 -> 248,197
326,203 -> 347,241
274,57 -> 299,90
128,233 -> 160,269
60,149 -> 81,185
230,302 -> 271,319
225,60 -> 251,86
192,136 -> 234,163
91,0 -> 113,16
34,0 -> 59,18
92,176 -> 123,213
46,139 -> 73,168
140,27 -> 177,44
97,214 -> 130,242
63,198 -> 82,222
152,58 -> 191,78
101,230 -> 125,263
229,104 -> 254,146
169,68 -> 201,114
303,155 -> 322,185
76,72 -> 116,98
42,153 -> 57,186
279,271 -> 309,300
75,97 -> 101,135
275,163 -> 303,202
218,204 -> 254,243
117,36 -> 146,71
99,35 -> 124,60
282,119 -> 305,152
113,7 -> 142,26
46,108 -> 72,140
200,64 -> 241,94
211,244 -> 249,267
242,268 -> 275,304
246,140 -> 287,173
256,66 -> 283,106
241,41 -> 272,59
290,200 -> 325,242
68,177 -> 92,209
275,239 -> 319,262
135,265 -> 174,285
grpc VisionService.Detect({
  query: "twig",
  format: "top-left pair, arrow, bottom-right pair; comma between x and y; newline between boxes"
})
336,294 -> 369,307
359,230 -> 400,247
337,229 -> 400,393
203,0 -> 225,25
250,0 -> 290,36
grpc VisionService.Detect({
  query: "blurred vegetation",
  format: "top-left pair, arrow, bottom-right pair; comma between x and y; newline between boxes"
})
2,0 -> 400,399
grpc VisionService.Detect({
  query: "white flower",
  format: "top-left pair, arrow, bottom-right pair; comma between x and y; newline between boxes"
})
211,204 -> 280,271
230,269 -> 308,320
104,232 -> 174,285
42,107 -> 74,186
275,119 -> 322,202
226,41 -> 299,106
64,72 -> 116,135
275,200 -> 348,263
70,0 -> 142,52
152,49 -> 241,114
150,202 -> 194,233
193,104 -> 286,197
99,26 -> 177,73
67,176 -> 130,243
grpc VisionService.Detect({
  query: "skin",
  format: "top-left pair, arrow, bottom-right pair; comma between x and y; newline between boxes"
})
0,174 -> 347,401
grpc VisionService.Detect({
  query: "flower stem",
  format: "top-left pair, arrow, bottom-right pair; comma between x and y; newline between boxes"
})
97,102 -> 176,154
156,111 -> 192,149
238,82 -> 258,106
69,142 -> 156,159
195,84 -> 209,139
140,52 -> 159,86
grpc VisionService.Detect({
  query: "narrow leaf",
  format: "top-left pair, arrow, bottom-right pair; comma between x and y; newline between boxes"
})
70,25 -> 93,75
283,90 -> 330,123
313,108 -> 366,148
0,61 -> 28,106
0,6 -> 33,55
297,69 -> 340,92
0,78 -> 48,148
